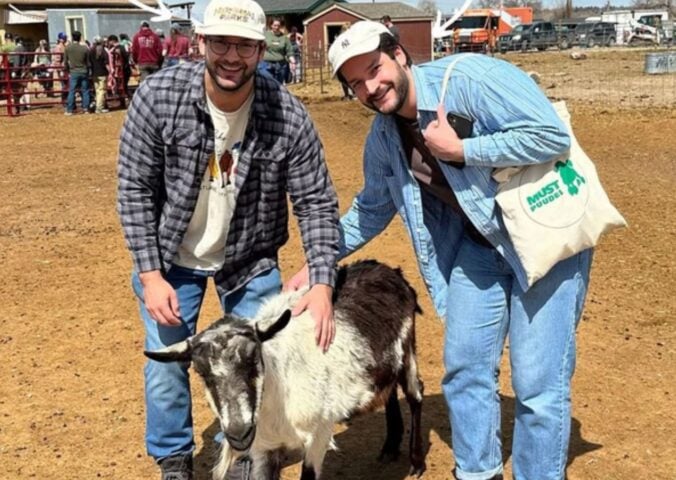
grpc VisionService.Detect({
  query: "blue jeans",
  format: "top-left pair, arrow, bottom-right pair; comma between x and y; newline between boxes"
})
132,266 -> 282,461
442,236 -> 592,480
259,60 -> 287,84
66,71 -> 91,113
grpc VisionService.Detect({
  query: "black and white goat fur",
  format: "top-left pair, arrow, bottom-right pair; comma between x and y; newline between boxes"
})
145,260 -> 426,479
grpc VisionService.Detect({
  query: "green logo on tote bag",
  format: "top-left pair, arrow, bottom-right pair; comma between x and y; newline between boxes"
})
555,159 -> 586,195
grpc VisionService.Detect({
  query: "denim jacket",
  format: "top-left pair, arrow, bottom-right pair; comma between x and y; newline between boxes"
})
338,54 -> 571,318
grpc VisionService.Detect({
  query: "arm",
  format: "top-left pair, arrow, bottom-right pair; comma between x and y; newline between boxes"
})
285,129 -> 397,291
154,34 -> 163,62
131,35 -> 139,64
286,111 -> 340,289
285,109 -> 340,350
117,80 -> 165,274
424,60 -> 570,167
118,81 -> 181,326
460,62 -> 570,168
285,36 -> 295,64
338,130 -> 398,258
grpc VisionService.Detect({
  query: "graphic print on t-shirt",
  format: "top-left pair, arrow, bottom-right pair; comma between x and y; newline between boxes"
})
206,142 -> 242,186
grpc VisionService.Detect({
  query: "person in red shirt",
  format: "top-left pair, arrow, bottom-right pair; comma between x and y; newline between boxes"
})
162,25 -> 191,68
132,21 -> 162,82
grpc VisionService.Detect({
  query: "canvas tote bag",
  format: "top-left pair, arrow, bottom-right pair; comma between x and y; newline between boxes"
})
440,56 -> 627,287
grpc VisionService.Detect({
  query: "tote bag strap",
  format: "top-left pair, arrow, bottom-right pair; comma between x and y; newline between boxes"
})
439,53 -> 473,102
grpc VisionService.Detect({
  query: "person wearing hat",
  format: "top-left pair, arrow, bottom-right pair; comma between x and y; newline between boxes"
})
132,20 -> 162,81
117,0 -> 339,478
286,21 -> 593,480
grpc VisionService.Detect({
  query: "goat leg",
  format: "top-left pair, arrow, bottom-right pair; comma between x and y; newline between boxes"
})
378,387 -> 404,463
402,349 -> 426,477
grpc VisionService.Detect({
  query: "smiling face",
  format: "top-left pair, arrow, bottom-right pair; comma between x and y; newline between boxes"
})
340,47 -> 413,117
200,34 -> 264,94
270,20 -> 281,34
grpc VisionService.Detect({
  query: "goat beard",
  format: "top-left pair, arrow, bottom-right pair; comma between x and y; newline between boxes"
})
213,442 -> 243,480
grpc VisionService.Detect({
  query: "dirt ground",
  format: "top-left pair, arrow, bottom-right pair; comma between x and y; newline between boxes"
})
1,51 -> 675,480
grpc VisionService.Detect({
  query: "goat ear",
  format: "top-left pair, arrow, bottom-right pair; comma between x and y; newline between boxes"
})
144,340 -> 192,362
255,309 -> 292,343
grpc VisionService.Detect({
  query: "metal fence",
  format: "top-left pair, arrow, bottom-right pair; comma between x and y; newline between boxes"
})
2,45 -> 675,116
295,43 -> 676,108
0,51 -> 134,117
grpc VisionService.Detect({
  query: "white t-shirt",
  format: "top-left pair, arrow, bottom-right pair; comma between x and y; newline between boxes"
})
173,93 -> 254,271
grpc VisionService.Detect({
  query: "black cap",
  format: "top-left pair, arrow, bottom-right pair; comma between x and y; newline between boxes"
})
141,21 -> 150,28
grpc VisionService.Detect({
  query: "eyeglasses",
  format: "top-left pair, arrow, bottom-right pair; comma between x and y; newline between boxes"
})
207,38 -> 260,58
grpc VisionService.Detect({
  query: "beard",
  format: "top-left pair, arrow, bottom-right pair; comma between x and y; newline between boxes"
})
364,62 -> 409,115
205,58 -> 256,93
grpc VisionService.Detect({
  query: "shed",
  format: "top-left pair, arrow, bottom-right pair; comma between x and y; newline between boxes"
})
303,1 -> 433,67
0,0 -> 164,47
255,0 -> 345,34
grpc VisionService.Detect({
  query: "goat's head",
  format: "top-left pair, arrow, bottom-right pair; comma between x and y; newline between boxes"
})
144,310 -> 292,454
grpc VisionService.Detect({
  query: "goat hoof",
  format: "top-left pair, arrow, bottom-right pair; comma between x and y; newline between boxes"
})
377,448 -> 400,464
408,461 -> 426,478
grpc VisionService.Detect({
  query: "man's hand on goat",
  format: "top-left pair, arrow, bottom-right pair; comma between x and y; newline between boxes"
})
283,263 -> 310,292
139,270 -> 182,327
292,284 -> 335,353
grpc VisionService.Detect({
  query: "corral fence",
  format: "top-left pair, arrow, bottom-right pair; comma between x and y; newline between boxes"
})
2,45 -> 675,116
297,42 -> 676,108
0,51 -> 134,117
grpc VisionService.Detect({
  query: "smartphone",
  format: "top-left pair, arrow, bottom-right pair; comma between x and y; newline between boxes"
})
446,112 -> 474,139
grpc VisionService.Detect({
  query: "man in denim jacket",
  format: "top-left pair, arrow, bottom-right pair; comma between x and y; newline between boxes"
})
288,21 -> 592,480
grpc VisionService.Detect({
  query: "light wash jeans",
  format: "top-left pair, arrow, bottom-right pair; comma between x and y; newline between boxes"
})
132,265 -> 282,461
443,236 -> 592,480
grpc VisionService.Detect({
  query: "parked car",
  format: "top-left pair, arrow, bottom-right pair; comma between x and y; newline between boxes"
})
553,18 -> 585,49
499,21 -> 573,53
574,22 -> 617,47
498,24 -> 533,52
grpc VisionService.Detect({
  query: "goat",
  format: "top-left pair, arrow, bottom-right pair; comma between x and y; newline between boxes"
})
145,260 -> 426,480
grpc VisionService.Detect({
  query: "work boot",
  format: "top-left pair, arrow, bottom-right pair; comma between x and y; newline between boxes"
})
159,454 -> 193,480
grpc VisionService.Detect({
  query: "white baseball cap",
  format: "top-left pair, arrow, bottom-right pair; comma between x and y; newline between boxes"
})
196,0 -> 266,41
328,21 -> 392,77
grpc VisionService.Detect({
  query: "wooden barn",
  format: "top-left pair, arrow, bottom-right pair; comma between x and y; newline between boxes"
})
255,0 -> 345,34
303,1 -> 433,67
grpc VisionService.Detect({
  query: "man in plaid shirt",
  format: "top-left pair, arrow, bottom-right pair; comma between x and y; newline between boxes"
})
117,0 -> 339,478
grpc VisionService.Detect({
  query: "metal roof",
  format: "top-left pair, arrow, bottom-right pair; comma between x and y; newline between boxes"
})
0,0 -> 155,6
255,0 -> 343,15
336,2 -> 432,20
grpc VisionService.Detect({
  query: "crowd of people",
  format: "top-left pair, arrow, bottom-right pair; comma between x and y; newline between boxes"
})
0,15 -> 310,115
0,21 -> 194,115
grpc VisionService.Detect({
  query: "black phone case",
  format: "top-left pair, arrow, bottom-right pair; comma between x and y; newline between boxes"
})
446,113 -> 474,139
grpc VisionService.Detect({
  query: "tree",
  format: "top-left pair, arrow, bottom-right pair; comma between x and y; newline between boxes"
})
417,0 -> 438,16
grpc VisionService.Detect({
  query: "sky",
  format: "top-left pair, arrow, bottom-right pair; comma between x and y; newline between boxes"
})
186,0 -> 635,23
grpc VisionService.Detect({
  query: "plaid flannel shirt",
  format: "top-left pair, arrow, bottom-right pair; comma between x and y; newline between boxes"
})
117,61 -> 340,293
